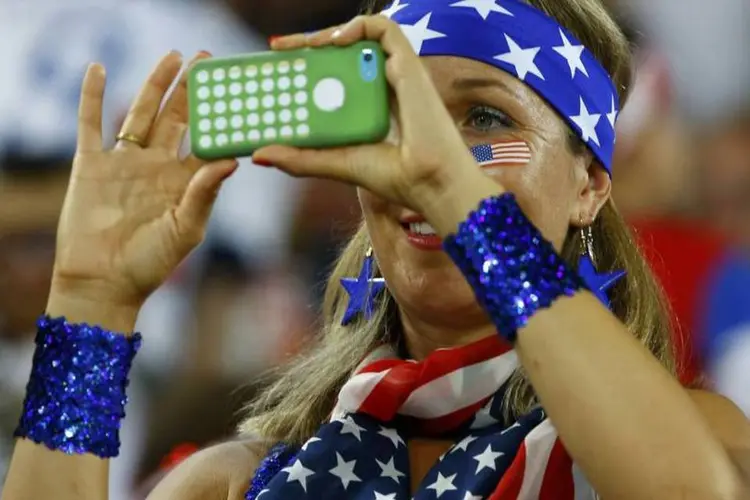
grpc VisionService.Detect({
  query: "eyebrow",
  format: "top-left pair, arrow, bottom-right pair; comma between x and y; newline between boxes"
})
452,77 -> 516,97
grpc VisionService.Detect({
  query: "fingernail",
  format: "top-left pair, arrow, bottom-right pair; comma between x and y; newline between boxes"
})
254,158 -> 274,167
331,29 -> 343,39
268,35 -> 282,45
220,165 -> 238,181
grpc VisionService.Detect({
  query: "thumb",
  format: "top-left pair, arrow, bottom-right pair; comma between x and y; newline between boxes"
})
174,159 -> 238,239
252,142 -> 397,187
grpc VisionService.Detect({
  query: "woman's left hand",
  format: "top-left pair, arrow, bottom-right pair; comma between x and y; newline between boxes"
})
253,15 -> 501,220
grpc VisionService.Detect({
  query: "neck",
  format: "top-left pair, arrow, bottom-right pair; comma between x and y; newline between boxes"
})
398,308 -> 498,360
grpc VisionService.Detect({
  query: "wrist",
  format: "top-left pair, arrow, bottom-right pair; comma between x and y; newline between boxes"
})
413,168 -> 505,237
47,285 -> 140,335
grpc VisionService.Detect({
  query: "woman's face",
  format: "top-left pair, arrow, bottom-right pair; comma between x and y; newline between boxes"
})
359,56 -> 610,329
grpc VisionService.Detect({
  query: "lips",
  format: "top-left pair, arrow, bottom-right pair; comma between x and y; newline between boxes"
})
400,218 -> 443,251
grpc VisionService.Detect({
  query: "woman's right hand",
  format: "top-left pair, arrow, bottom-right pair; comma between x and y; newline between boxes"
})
50,51 -> 238,322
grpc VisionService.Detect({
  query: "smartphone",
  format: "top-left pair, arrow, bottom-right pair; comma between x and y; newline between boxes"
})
188,41 -> 390,160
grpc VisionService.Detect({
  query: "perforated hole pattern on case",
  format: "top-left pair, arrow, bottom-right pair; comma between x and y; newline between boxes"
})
195,58 -> 312,149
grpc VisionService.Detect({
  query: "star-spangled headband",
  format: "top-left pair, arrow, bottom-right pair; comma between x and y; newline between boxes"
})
381,0 -> 620,175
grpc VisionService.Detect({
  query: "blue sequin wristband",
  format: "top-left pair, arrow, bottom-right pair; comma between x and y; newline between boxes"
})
246,442 -> 299,500
14,315 -> 142,457
443,193 -> 585,342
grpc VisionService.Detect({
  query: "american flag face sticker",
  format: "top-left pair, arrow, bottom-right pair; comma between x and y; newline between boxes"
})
470,140 -> 532,167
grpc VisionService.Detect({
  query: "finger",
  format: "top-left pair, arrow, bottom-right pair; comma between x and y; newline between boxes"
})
77,63 -> 106,152
303,24 -> 348,47
252,143 -> 397,186
269,33 -> 310,51
116,51 -> 183,149
173,160 -> 238,244
332,16 -> 460,150
149,51 -> 211,152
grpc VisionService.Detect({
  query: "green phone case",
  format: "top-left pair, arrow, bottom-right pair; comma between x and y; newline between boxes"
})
188,41 -> 390,160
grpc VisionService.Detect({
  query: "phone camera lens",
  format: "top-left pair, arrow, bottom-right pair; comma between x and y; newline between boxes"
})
363,51 -> 374,62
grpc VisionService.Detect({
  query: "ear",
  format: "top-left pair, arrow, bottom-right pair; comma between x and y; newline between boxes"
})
570,161 -> 611,227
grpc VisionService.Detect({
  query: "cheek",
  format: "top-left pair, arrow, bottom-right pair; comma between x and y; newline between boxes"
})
482,144 -> 578,245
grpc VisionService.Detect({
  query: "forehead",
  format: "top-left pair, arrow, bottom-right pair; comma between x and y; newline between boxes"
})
421,55 -> 555,115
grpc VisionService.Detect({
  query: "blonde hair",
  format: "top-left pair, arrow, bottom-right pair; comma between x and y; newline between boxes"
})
240,0 -> 677,446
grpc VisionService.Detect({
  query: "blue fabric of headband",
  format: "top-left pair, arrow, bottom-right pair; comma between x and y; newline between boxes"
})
381,0 -> 620,175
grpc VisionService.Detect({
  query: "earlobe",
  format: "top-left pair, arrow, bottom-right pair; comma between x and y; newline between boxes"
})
570,162 -> 612,227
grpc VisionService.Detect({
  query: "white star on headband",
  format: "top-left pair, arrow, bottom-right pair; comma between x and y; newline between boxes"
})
398,13 -> 447,54
494,34 -> 545,81
570,97 -> 602,146
607,94 -> 618,129
450,0 -> 513,20
552,29 -> 588,78
380,0 -> 408,19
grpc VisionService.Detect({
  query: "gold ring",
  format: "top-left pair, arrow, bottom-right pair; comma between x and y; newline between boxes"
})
116,132 -> 145,147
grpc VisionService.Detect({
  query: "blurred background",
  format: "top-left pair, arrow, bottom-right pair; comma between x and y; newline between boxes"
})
0,0 -> 748,498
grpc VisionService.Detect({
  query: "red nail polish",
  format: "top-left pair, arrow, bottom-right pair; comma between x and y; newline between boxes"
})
268,35 -> 282,45
254,158 -> 274,167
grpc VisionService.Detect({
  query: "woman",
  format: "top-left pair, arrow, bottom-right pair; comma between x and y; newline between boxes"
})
3,0 -> 750,498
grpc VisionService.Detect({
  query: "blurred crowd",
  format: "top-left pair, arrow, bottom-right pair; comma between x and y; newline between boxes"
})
0,1 -> 748,498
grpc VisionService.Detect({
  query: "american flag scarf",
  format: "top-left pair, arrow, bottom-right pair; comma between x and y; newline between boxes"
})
255,335 -> 597,499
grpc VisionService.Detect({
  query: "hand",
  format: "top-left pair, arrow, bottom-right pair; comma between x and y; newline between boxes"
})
253,16 -> 497,219
52,51 -> 238,310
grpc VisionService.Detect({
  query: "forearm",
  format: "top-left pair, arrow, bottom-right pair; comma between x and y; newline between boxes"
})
517,293 -> 741,498
422,177 -> 743,498
1,296 -> 139,500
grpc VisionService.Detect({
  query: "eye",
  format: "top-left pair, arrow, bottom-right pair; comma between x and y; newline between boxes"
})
467,105 -> 514,132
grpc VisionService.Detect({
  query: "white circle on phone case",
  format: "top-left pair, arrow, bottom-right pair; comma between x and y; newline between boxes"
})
245,66 -> 258,78
245,81 -> 259,94
262,63 -> 274,76
247,113 -> 260,126
313,78 -> 346,112
296,124 -> 310,136
231,115 -> 244,128
232,131 -> 245,143
198,119 -> 212,132
262,79 -> 275,92
281,125 -> 294,138
214,101 -> 228,114
214,117 -> 228,131
263,111 -> 276,125
293,75 -> 307,89
293,59 -> 306,72
197,103 -> 211,116
216,133 -> 229,146
199,135 -> 212,148
279,93 -> 292,107
246,97 -> 259,111
248,130 -> 261,141
294,91 -> 308,105
230,99 -> 243,112
295,108 -> 309,121
264,128 -> 278,140
213,85 -> 227,98
278,77 -> 291,91
229,66 -> 242,79
262,95 -> 276,108
229,83 -> 243,96
212,69 -> 226,81
196,70 -> 210,84
278,61 -> 291,73
197,86 -> 210,100
279,109 -> 292,123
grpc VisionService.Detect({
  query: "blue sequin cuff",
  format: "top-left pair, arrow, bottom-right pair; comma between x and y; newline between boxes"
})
14,315 -> 142,457
443,193 -> 585,342
246,442 -> 299,499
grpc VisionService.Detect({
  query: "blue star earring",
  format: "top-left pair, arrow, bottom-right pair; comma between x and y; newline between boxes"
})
340,248 -> 386,325
578,222 -> 626,309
